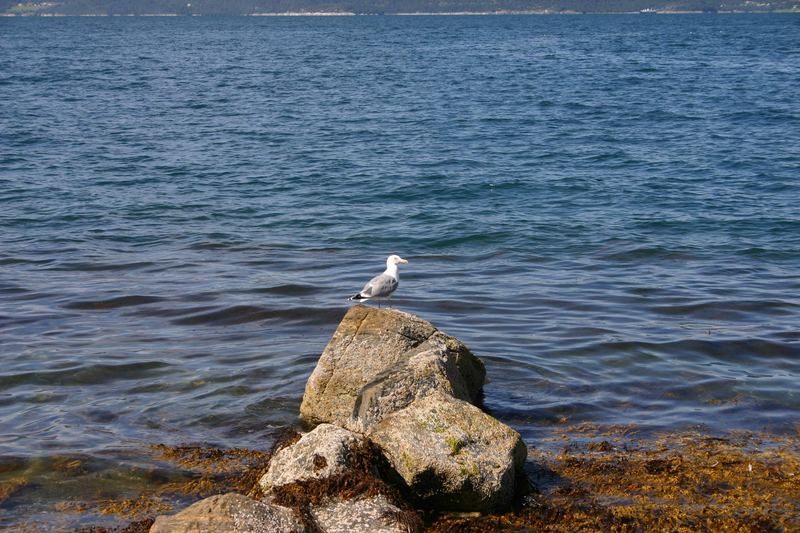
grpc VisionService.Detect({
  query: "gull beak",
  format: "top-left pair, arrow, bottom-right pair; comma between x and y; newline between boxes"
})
399,258 -> 409,264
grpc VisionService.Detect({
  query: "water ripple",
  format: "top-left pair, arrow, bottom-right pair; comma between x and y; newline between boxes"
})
0,14 -> 799,528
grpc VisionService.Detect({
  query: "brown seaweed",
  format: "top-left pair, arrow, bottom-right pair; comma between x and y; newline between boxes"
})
19,425 -> 796,532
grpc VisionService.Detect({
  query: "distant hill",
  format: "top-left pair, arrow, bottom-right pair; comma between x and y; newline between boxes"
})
2,0 -> 798,15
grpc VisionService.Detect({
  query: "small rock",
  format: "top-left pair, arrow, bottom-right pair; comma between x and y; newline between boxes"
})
368,393 -> 527,512
149,493 -> 303,533
259,423 -> 364,492
312,494 -> 417,533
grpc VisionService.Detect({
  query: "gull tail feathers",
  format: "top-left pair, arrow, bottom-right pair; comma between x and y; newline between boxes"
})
349,293 -> 367,301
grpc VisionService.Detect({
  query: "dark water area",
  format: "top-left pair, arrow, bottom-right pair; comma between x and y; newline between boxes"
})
1,13 -> 799,529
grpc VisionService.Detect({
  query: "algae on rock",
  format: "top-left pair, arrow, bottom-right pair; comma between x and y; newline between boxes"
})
368,393 -> 527,512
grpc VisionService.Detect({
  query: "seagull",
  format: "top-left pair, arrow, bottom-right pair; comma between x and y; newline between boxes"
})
350,255 -> 408,305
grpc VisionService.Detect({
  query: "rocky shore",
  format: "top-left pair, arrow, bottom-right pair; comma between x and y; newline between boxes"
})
134,305 -> 800,533
29,304 -> 794,531
150,304 -> 527,532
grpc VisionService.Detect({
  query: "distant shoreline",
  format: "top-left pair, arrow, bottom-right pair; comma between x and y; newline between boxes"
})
2,10 -> 799,17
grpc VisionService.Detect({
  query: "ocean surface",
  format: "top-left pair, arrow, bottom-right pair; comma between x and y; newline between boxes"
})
1,13 -> 799,529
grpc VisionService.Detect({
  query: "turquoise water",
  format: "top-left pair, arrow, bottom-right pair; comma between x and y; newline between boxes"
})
1,13 -> 799,528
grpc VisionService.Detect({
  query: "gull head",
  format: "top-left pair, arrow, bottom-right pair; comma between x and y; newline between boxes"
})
387,254 -> 409,266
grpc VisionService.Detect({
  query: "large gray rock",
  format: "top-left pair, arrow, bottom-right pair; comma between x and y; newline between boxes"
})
149,493 -> 303,533
368,393 -> 527,512
300,305 -> 485,428
259,423 -> 364,492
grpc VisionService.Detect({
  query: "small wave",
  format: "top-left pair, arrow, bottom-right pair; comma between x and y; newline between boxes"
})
127,304 -> 217,319
187,241 -> 234,250
650,299 -> 800,319
590,338 -> 800,363
0,285 -> 28,295
735,247 -> 799,261
171,305 -> 344,327
770,331 -> 800,343
63,295 -> 164,311
638,109 -> 700,122
246,284 -> 319,296
49,261 -> 156,272
585,150 -> 630,163
92,176 -> 160,187
0,361 -> 171,389
0,257 -> 54,267
415,231 -> 515,249
599,246 -> 699,262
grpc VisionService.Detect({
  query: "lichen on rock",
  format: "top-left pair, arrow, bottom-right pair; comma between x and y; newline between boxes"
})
368,393 -> 527,512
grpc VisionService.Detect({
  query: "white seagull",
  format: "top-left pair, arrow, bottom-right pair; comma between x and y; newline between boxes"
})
350,255 -> 409,304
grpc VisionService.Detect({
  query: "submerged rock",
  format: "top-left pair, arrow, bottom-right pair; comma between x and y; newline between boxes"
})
300,305 -> 485,429
149,492 -> 302,533
368,393 -> 527,512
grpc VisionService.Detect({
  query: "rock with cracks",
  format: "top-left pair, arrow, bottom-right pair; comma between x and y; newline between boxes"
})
299,305 -> 486,429
368,393 -> 527,512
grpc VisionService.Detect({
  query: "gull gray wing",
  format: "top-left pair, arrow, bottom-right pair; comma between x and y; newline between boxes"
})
360,273 -> 398,298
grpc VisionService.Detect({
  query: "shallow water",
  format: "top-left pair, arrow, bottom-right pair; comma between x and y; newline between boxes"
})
1,13 -> 799,528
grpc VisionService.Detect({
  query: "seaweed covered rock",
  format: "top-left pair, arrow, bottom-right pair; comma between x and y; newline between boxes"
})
259,423 -> 365,492
149,492 -> 302,533
300,305 -> 485,428
260,428 -> 422,533
368,393 -> 527,512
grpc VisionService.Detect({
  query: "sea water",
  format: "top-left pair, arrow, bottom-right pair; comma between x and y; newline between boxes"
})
1,13 -> 799,528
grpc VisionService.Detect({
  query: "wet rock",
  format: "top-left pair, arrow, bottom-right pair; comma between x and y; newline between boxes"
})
368,393 -> 527,512
300,305 -> 485,428
259,423 -> 364,492
149,492 -> 302,533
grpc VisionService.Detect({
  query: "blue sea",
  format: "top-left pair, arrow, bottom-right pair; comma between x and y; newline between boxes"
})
1,13 -> 799,529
